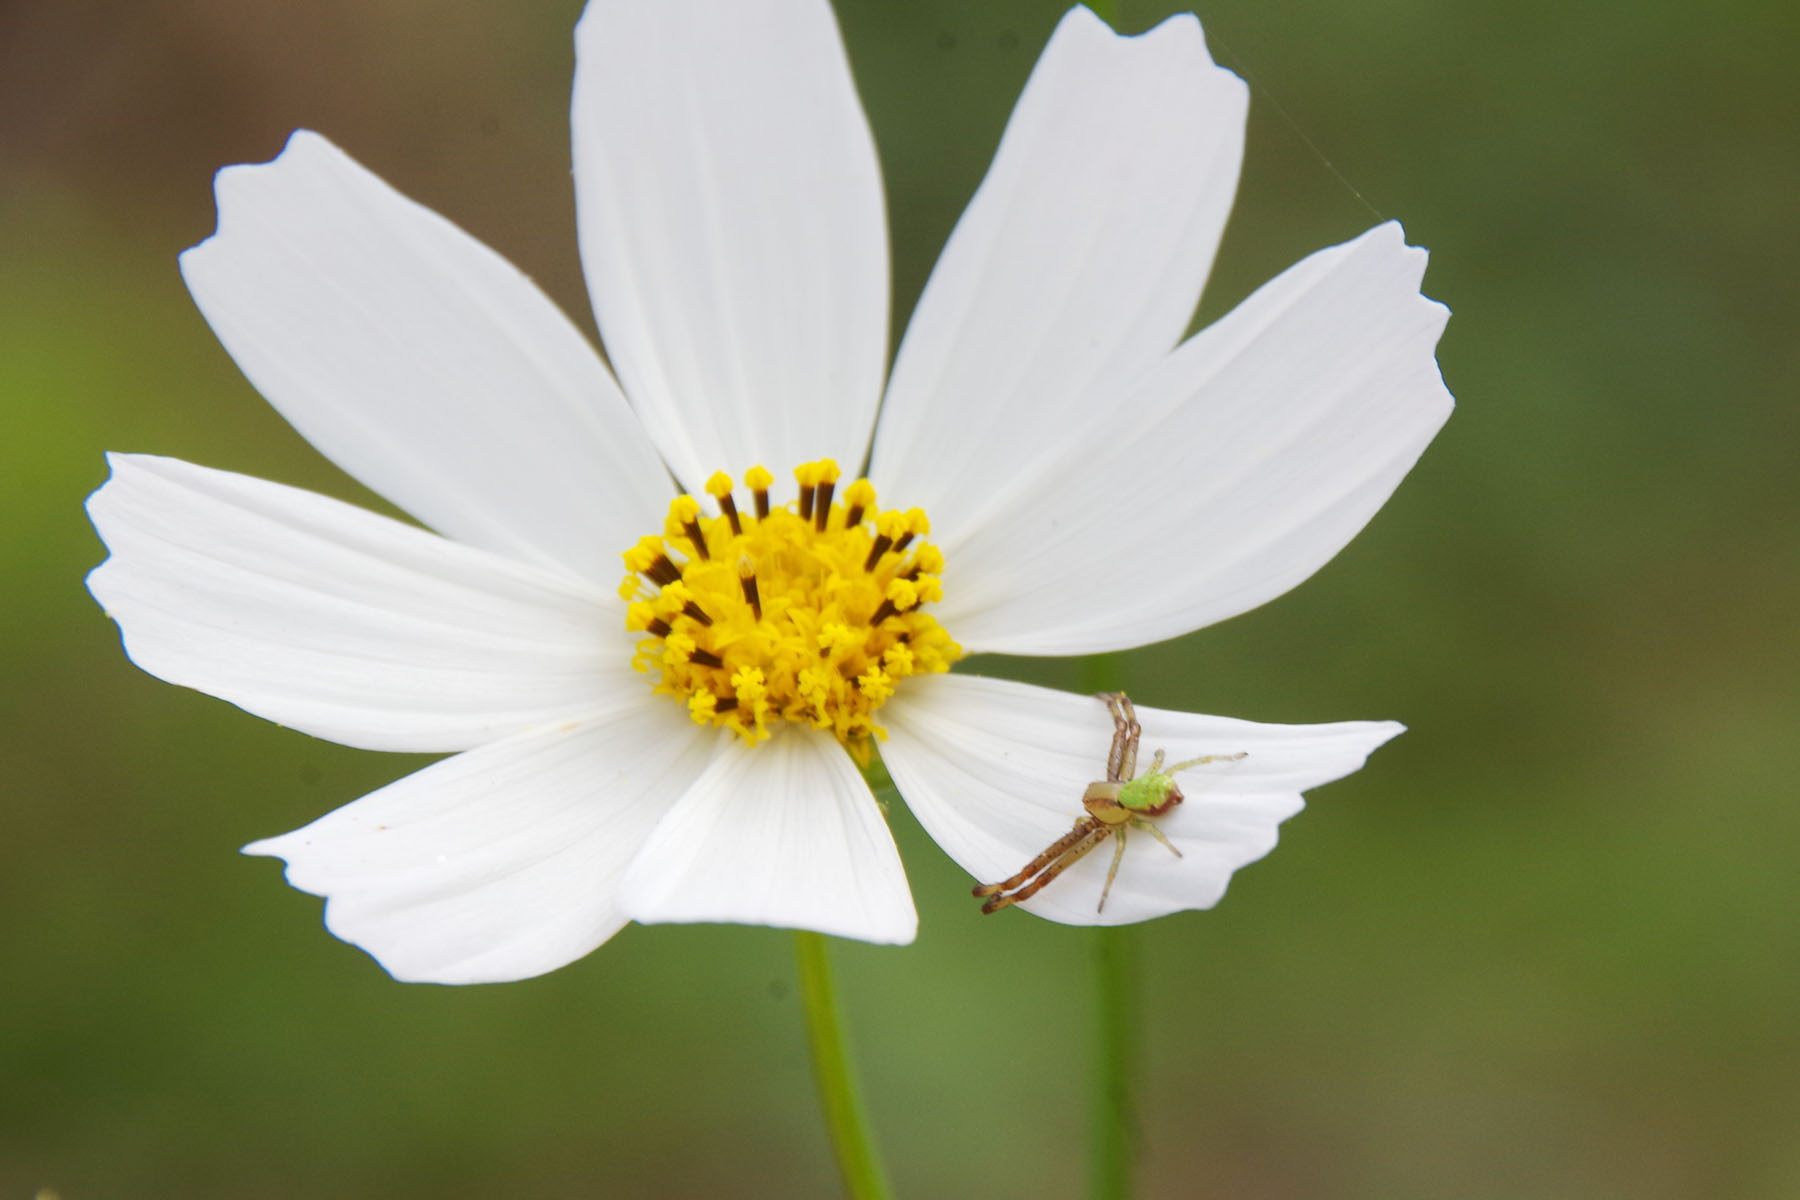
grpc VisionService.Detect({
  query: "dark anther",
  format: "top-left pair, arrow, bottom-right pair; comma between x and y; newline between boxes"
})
646,555 -> 683,587
752,487 -> 770,520
869,598 -> 898,626
740,571 -> 762,621
645,618 -> 673,639
892,531 -> 916,554
798,482 -> 816,522
681,600 -> 714,627
689,648 -> 725,669
814,479 -> 836,531
844,500 -> 866,530
714,696 -> 740,714
863,534 -> 893,572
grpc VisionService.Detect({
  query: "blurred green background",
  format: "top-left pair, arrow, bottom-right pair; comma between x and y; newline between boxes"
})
4,0 -> 1797,1196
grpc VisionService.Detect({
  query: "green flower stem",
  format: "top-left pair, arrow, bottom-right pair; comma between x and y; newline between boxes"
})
795,930 -> 894,1200
1089,923 -> 1139,1200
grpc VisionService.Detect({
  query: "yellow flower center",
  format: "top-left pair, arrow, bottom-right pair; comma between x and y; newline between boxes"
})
620,459 -> 961,759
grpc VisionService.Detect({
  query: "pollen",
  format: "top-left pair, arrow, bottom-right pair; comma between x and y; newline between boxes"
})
620,460 -> 962,758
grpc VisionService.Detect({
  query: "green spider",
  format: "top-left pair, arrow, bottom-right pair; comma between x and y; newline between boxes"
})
973,692 -> 1246,915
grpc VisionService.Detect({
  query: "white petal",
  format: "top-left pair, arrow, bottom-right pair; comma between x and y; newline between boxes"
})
872,8 -> 1246,532
572,0 -> 889,491
618,727 -> 916,944
180,130 -> 671,583
880,675 -> 1400,926
938,223 -> 1454,655
87,454 -> 634,752
245,706 -> 713,984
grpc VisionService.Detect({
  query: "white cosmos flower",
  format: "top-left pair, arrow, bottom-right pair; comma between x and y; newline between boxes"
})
85,0 -> 1451,984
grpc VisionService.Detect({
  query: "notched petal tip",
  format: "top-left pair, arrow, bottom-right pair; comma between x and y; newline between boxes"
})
84,452 -> 150,596
1063,3 -> 1234,72
1362,219 -> 1455,324
181,129 -> 336,259
1063,2 -> 1244,103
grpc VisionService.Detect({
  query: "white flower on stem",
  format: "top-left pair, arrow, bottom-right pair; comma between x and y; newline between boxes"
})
86,1 -> 1451,983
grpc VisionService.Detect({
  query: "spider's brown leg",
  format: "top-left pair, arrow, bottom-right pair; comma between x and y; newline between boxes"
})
1099,693 -> 1130,782
972,817 -> 1100,898
1097,825 -> 1130,913
1099,692 -> 1142,782
1118,696 -> 1141,781
981,826 -> 1113,913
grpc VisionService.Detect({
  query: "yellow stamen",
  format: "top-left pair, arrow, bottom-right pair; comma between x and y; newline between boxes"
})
745,464 -> 774,521
705,471 -> 742,535
620,459 -> 961,752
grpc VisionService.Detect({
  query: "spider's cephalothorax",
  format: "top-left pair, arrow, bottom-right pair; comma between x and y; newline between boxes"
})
973,692 -> 1245,914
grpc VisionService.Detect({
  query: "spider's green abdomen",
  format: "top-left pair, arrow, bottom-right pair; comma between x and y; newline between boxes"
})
1117,772 -> 1183,817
